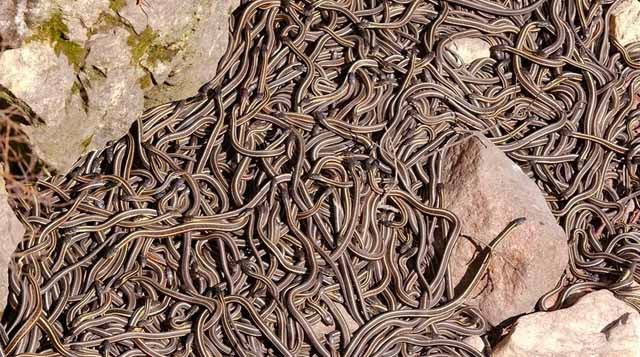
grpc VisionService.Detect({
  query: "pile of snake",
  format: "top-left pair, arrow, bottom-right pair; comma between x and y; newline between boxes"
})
2,0 -> 640,355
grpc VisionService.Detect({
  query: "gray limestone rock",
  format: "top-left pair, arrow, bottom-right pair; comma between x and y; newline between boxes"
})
0,0 -> 238,172
116,0 -> 239,106
0,167 -> 25,315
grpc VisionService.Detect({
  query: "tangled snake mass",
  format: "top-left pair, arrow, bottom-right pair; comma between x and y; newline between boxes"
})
2,0 -> 640,355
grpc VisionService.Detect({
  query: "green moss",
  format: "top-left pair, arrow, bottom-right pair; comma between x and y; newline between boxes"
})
109,0 -> 127,12
80,134 -> 94,151
94,12 -> 125,32
71,81 -> 80,95
127,26 -> 177,66
26,11 -> 87,70
139,73 -> 153,89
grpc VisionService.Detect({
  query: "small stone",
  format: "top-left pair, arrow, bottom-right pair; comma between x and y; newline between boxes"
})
333,303 -> 359,334
446,38 -> 490,65
610,0 -> 640,47
440,134 -> 568,326
462,335 -> 485,354
493,290 -> 640,357
311,302 -> 359,341
0,166 -> 25,315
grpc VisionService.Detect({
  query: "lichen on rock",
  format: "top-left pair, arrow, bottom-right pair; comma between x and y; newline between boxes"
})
25,10 -> 87,70
116,0 -> 239,106
0,0 -> 238,172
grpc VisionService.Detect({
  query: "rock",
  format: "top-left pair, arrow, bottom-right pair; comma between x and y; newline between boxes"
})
0,0 -> 238,172
0,166 -> 25,314
462,335 -> 485,354
493,290 -> 640,357
0,32 -> 144,171
441,134 -> 568,326
446,38 -> 490,65
33,0 -> 110,46
81,27 -> 145,151
0,0 -> 18,48
311,302 -> 359,341
115,0 -> 239,106
0,42 -> 77,126
610,0 -> 640,47
0,0 -> 27,49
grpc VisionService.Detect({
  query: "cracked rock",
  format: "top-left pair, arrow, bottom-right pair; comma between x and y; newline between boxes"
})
494,290 -> 640,357
440,134 -> 568,326
116,0 -> 239,106
0,0 -> 239,172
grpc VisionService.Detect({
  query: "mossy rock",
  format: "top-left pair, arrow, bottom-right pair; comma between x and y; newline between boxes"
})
127,26 -> 178,66
25,11 -> 87,70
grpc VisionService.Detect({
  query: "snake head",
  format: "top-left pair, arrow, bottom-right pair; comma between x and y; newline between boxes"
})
62,226 -> 80,237
173,178 -> 186,191
312,111 -> 327,121
356,20 -> 370,32
489,45 -> 510,61
104,181 -> 119,189
105,246 -> 119,258
364,157 -> 379,170
347,72 -> 357,84
237,259 -> 252,274
61,234 -> 75,246
239,87 -> 249,101
100,340 -> 112,354
513,217 -> 527,226
344,157 -> 360,170
105,145 -> 115,162
211,282 -> 227,297
307,173 -> 324,181
206,86 -> 216,99
260,43 -> 269,56
311,124 -> 323,136
560,126 -> 573,136
381,220 -> 396,228
139,255 -> 147,268
94,280 -> 106,296
303,4 -> 314,17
